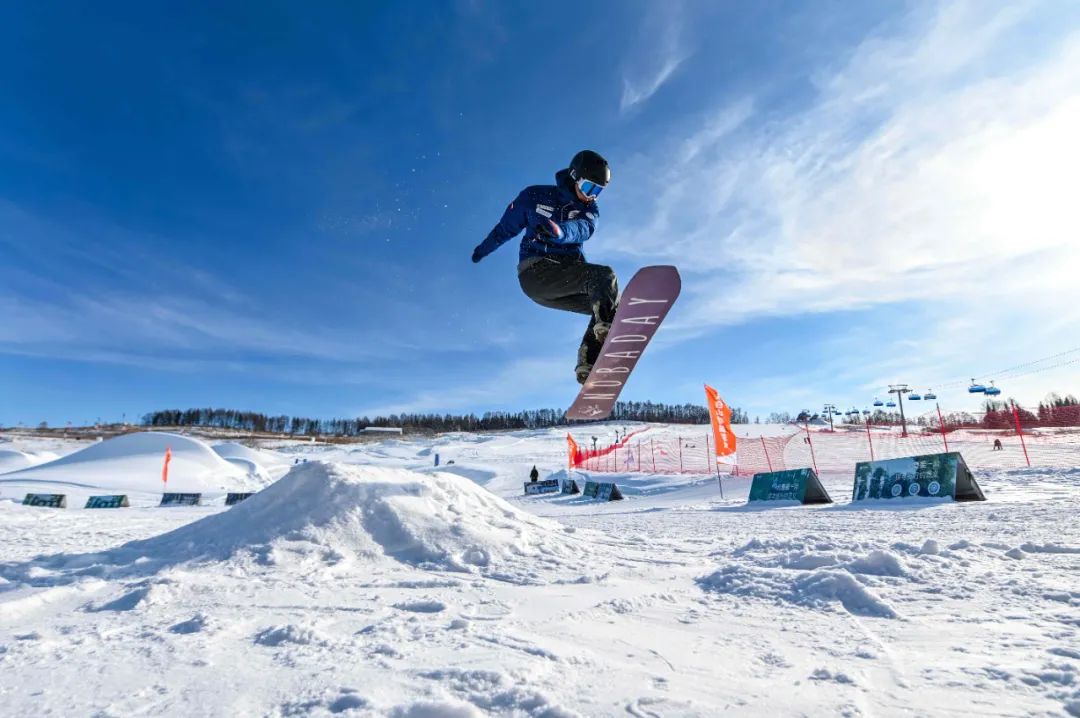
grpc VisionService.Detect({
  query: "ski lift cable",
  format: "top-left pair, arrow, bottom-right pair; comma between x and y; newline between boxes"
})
995,355 -> 1080,381
989,355 -> 1080,381
987,345 -> 1080,377
957,347 -> 1080,385
883,346 -> 1080,394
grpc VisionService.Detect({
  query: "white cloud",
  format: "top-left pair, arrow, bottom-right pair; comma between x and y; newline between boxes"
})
603,4 -> 1080,371
619,4 -> 689,113
0,292 -> 392,363
0,200 -> 512,371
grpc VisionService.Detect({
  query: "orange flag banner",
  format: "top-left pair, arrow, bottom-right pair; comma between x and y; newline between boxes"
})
704,384 -> 737,458
566,434 -> 580,468
162,446 -> 172,485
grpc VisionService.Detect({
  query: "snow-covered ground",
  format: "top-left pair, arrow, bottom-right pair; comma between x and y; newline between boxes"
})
0,426 -> 1077,716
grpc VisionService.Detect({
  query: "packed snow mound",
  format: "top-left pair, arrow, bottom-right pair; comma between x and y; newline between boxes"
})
699,539 -> 911,618
212,442 -> 293,483
122,462 -> 583,582
0,449 -> 42,474
0,432 -> 248,493
697,564 -> 899,618
220,457 -> 272,486
212,442 -> 290,467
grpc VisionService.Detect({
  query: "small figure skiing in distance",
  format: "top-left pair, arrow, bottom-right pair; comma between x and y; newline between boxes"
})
472,150 -> 615,384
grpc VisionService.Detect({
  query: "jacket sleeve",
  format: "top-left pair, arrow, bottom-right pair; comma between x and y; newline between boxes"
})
548,204 -> 598,246
474,191 -> 529,259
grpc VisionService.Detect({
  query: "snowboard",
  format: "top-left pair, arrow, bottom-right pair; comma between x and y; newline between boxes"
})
566,265 -> 681,421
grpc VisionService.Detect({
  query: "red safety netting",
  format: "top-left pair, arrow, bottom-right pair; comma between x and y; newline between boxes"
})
785,425 -> 1080,474
730,435 -> 796,476
569,432 -> 723,475
568,404 -> 1080,476
567,428 -> 651,470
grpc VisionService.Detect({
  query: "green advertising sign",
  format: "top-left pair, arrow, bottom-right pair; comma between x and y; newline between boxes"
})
23,493 -> 67,508
852,452 -> 985,502
582,480 -> 624,501
85,495 -> 130,509
748,468 -> 832,505
160,492 -> 202,507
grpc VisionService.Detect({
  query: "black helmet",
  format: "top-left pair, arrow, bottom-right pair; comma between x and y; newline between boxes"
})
569,150 -> 610,186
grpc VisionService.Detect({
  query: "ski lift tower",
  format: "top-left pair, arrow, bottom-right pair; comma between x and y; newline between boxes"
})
888,384 -> 912,437
822,404 -> 839,431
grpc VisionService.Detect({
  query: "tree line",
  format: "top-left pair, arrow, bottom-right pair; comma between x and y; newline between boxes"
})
976,394 -> 1080,429
770,391 -> 1080,432
852,394 -> 1080,431
140,400 -> 750,435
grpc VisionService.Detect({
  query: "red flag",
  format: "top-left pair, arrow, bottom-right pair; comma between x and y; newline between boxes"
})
704,384 -> 737,458
162,446 -> 172,485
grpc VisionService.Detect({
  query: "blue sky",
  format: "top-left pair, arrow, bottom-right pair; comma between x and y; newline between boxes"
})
2,1 -> 1079,427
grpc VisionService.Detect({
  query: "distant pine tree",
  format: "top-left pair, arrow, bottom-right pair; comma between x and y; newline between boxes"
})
140,399 -> 739,436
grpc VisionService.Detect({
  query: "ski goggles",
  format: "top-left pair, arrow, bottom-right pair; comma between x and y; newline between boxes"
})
577,178 -> 605,198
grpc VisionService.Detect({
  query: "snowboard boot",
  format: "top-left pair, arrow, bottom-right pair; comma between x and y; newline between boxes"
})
575,363 -> 592,385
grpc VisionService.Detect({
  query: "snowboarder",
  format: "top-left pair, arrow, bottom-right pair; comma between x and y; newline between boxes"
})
471,150 -> 614,384
529,465 -> 539,482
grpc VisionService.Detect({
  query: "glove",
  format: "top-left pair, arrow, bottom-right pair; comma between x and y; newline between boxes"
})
534,219 -> 563,241
471,246 -> 484,263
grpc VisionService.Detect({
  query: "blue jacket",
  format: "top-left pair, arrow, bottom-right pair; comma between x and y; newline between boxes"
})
474,169 -> 599,263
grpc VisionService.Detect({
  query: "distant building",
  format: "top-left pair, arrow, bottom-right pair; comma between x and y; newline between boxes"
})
361,427 -> 403,435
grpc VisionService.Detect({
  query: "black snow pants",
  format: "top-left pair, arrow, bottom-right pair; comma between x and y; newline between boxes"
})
517,255 -> 618,367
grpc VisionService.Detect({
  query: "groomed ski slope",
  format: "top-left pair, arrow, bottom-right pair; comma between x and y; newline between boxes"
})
0,425 -> 1078,717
